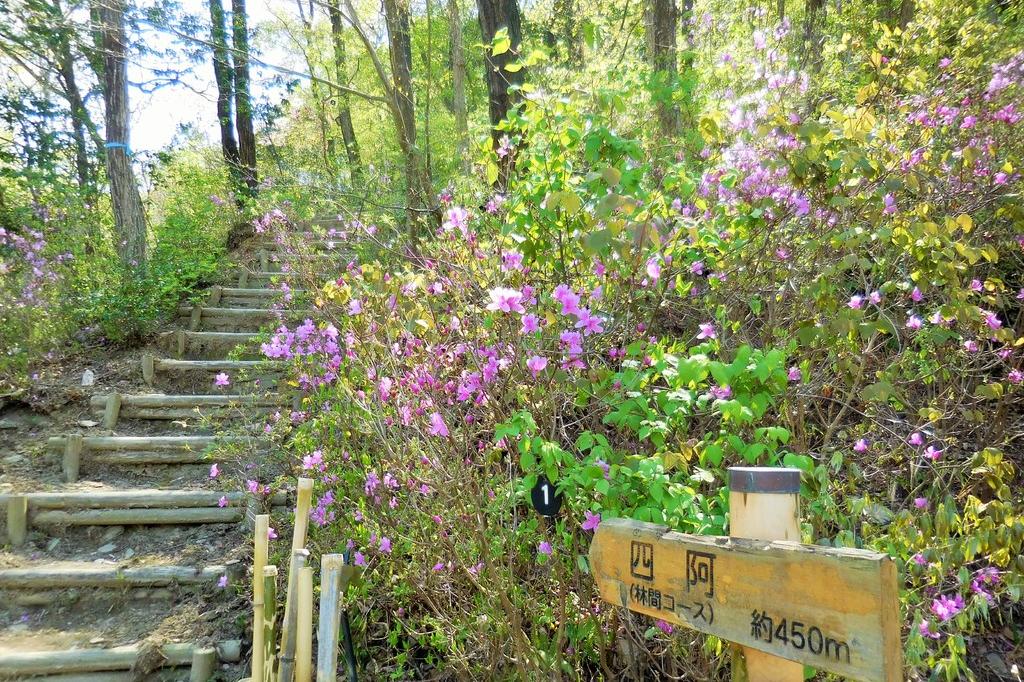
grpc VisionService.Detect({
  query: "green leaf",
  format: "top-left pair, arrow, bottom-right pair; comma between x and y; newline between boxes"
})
492,28 -> 511,56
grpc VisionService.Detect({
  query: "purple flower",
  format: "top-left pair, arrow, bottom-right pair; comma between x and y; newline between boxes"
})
911,286 -> 923,302
501,251 -> 524,272
655,620 -> 674,635
218,496 -> 228,508
709,385 -> 732,400
787,366 -> 801,382
912,553 -> 927,566
582,511 -> 601,532
214,372 -> 230,387
428,412 -> 449,437
970,279 -> 983,292
268,527 -> 278,540
853,438 -> 869,453
923,445 -> 943,461
485,287 -> 525,314
930,594 -> 964,622
538,541 -> 553,556
913,497 -> 929,509
868,290 -> 882,305
646,256 -> 662,280
964,339 -> 979,353
696,323 -> 716,340
354,551 -> 367,567
575,310 -> 604,335
209,463 -> 220,478
906,315 -> 923,331
379,536 -> 392,554
526,355 -> 548,376
985,312 -> 1002,330
690,261 -> 705,275
848,295 -> 864,310
348,299 -> 362,315
882,194 -> 897,215
907,432 -> 924,446
218,575 -> 228,588
919,620 -> 941,639
1009,369 -> 1023,384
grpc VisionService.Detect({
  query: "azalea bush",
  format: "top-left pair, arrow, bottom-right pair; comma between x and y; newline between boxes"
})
251,3 -> 1024,679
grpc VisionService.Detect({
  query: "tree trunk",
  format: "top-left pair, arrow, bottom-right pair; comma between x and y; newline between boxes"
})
327,1 -> 362,180
94,0 -> 147,270
383,0 -> 432,227
231,0 -> 258,194
447,0 -> 469,169
645,0 -> 678,137
475,0 -> 524,139
55,37 -> 93,190
208,0 -> 242,195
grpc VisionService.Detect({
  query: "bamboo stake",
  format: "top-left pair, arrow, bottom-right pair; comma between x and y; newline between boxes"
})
277,549 -> 309,682
189,646 -> 217,681
262,565 -> 278,682
252,515 -> 270,682
728,467 -> 803,682
278,477 -> 314,673
315,554 -> 345,682
295,567 -> 313,682
141,353 -> 155,385
102,393 -> 122,429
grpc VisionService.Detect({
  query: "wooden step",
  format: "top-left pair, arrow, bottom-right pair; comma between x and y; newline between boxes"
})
3,489 -> 286,541
46,435 -> 257,482
208,286 -> 306,308
141,354 -> 285,384
0,561 -> 236,589
0,639 -> 241,677
177,305 -> 315,332
89,392 -> 291,427
158,330 -> 260,358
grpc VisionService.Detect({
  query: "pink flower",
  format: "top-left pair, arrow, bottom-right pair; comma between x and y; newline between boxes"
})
961,115 -> 977,129
379,536 -> 392,553
923,445 -> 943,461
911,286 -> 923,302
218,496 -> 228,508
218,575 -> 228,588
520,314 -> 540,334
985,312 -> 1002,330
655,620 -> 674,635
970,279 -> 983,292
906,315 -> 923,331
696,323 -> 716,340
848,295 -> 864,309
428,412 -> 449,437
787,366 -> 801,382
913,497 -> 929,509
442,206 -> 469,233
501,251 -> 524,272
214,372 -> 230,387
552,284 -> 581,316
908,432 -> 924,446
485,287 -> 525,314
995,172 -> 1008,185
1009,369 -> 1023,384
268,527 -> 278,540
868,290 -> 882,305
883,194 -> 896,215
302,450 -> 323,470
931,594 -> 964,622
912,553 -> 927,566
209,463 -> 220,478
526,355 -> 548,376
919,620 -> 941,639
538,541 -> 553,556
582,511 -> 601,532
964,339 -> 979,353
690,261 -> 705,275
246,479 -> 261,494
575,310 -> 604,335
853,438 -> 869,453
354,552 -> 367,567
775,248 -> 790,261
348,299 -> 362,315
1017,288 -> 1024,300
709,385 -> 732,400
646,256 -> 662,280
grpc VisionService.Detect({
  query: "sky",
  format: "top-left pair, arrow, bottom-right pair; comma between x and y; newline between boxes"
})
128,0 -> 285,153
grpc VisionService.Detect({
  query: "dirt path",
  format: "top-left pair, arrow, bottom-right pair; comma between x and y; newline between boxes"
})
0,237 -> 303,680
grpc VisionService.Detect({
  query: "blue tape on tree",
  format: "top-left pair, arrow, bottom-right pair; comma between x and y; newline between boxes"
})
103,141 -> 132,155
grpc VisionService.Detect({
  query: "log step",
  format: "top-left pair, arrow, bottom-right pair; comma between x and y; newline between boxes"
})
0,639 -> 241,676
1,488 -> 286,509
0,561 -> 233,589
158,330 -> 260,358
89,392 -> 291,426
142,355 -> 285,384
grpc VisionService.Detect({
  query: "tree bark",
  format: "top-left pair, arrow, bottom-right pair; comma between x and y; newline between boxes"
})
383,0 -> 432,224
447,0 -> 469,169
94,0 -> 147,270
208,0 -> 242,195
475,0 -> 524,139
55,35 -> 93,190
231,0 -> 258,194
645,0 -> 678,136
327,1 -> 362,180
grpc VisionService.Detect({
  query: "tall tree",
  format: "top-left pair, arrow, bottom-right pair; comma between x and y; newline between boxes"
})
446,0 -> 469,169
208,0 -> 242,195
93,0 -> 147,269
552,0 -> 582,65
645,0 -> 679,136
327,0 -> 362,180
231,0 -> 258,193
475,0 -> 524,139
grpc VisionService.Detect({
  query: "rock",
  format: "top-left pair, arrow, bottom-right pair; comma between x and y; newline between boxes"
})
81,369 -> 95,386
77,420 -> 99,428
3,454 -> 24,464
123,548 -> 135,559
0,419 -> 17,430
96,543 -> 116,554
101,526 -> 124,542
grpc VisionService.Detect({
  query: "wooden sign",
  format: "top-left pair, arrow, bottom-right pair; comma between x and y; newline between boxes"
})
589,518 -> 902,682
